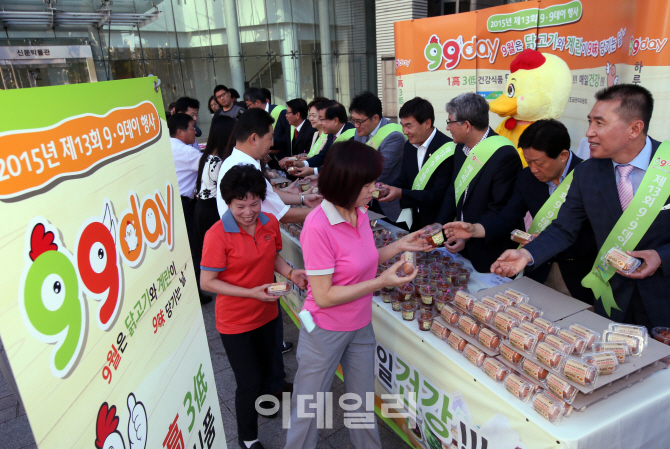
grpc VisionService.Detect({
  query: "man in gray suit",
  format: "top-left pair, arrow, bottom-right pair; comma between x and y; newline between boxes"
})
350,92 -> 406,222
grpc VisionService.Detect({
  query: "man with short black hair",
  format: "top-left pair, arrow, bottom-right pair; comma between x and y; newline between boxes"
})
261,88 -> 272,104
445,120 -> 596,303
435,92 -> 523,273
379,97 -> 453,230
214,84 -> 244,119
244,88 -> 290,166
285,98 -> 316,156
492,84 -> 670,328
175,96 -> 202,150
349,91 -> 406,222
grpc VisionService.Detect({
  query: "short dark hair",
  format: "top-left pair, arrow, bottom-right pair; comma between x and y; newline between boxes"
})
220,164 -> 267,205
349,91 -> 382,119
167,113 -> 194,137
168,102 -> 177,110
319,141 -> 383,209
234,108 -> 275,143
213,84 -> 228,96
399,97 -> 435,127
287,98 -> 308,120
243,87 -> 267,105
318,100 -> 347,124
445,93 -> 489,131
175,96 -> 200,113
261,88 -> 272,103
229,88 -> 240,99
595,84 -> 653,135
207,95 -> 218,114
307,96 -> 329,111
518,119 -> 571,159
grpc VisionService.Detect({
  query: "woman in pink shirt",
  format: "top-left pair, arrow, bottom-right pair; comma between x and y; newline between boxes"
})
284,141 -> 431,449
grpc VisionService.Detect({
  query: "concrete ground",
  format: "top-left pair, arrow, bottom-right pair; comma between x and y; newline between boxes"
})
0,298 -> 408,449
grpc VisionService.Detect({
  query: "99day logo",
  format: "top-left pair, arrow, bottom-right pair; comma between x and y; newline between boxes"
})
424,34 -> 500,71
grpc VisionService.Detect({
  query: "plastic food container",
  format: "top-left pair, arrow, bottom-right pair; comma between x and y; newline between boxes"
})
608,323 -> 649,347
430,320 -> 450,340
652,327 -> 670,345
390,293 -> 403,312
557,329 -> 588,355
592,342 -> 630,364
419,285 -> 438,305
478,327 -> 501,351
422,223 -> 445,247
455,267 -> 472,286
504,373 -> 533,402
472,302 -> 495,324
544,334 -> 575,355
443,267 -> 460,285
506,306 -> 532,323
428,262 -> 444,275
381,288 -> 395,303
517,302 -> 543,320
494,311 -> 519,334
567,323 -> 600,350
266,282 -> 291,296
534,342 -> 568,371
298,180 -> 311,192
453,291 -> 477,313
509,327 -> 538,353
482,358 -> 509,382
401,301 -> 418,321
503,288 -> 529,303
604,247 -> 642,274
439,254 -> 452,264
500,342 -> 524,366
532,392 -> 563,424
583,351 -> 619,375
399,252 -> 416,276
603,331 -> 643,356
493,293 -> 517,308
519,321 -> 546,341
435,296 -> 450,313
448,332 -> 467,353
522,357 -> 549,381
544,390 -> 573,417
418,311 -> 435,331
510,229 -> 535,245
546,373 -> 578,404
440,305 -> 461,325
480,296 -> 506,313
562,356 -> 598,386
533,317 -> 560,335
464,344 -> 486,367
458,315 -> 480,337
382,234 -> 397,245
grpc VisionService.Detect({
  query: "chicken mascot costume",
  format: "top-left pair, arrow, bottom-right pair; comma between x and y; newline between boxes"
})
489,49 -> 572,167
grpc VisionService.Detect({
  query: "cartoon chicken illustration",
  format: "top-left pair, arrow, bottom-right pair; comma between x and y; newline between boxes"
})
95,393 -> 147,449
124,221 -> 138,253
488,49 -> 572,166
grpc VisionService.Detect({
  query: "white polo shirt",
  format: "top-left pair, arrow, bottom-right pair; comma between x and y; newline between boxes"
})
170,137 -> 201,198
216,148 -> 290,220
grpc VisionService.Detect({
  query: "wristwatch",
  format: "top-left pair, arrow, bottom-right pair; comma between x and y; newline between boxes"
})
300,194 -> 305,206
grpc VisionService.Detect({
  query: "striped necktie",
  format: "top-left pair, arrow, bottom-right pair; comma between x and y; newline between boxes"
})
616,164 -> 634,211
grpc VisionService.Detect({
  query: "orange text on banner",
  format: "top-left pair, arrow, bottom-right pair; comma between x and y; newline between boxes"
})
0,101 -> 160,200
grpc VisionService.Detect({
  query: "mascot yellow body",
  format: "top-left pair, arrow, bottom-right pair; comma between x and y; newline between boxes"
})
489,49 -> 572,167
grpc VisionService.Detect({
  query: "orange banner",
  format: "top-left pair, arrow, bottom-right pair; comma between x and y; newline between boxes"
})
0,101 -> 160,200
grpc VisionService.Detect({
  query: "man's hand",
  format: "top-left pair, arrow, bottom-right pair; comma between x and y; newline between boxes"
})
304,194 -> 323,208
445,238 -> 466,254
294,167 -> 314,177
490,249 -> 533,277
304,174 -> 319,183
444,222 -> 477,240
278,157 -> 293,168
378,184 -> 401,202
282,179 -> 301,194
616,249 -> 662,279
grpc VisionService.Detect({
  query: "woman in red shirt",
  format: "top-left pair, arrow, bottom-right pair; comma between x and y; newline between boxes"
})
200,164 -> 307,449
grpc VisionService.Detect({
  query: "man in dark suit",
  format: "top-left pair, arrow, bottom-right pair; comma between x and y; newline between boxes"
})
492,84 -> 670,328
445,120 -> 596,303
244,88 -> 290,168
285,98 -> 316,156
290,101 -> 354,176
435,92 -> 523,273
378,97 -> 453,231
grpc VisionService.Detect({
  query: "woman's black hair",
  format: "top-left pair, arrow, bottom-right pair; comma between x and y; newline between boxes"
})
195,116 -> 236,196
220,164 -> 267,205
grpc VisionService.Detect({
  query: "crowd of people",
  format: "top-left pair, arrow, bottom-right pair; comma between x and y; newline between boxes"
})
168,82 -> 669,449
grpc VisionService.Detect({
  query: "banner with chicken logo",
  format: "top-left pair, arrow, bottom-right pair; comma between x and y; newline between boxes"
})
395,0 -> 670,155
0,77 -> 225,448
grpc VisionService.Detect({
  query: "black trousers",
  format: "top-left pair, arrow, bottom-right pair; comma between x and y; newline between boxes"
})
180,196 -> 201,291
623,284 -> 653,332
220,318 -> 277,441
266,302 -> 286,394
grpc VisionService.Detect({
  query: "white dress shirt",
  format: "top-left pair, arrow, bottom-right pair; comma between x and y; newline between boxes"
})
216,148 -> 290,220
170,137 -> 201,198
414,128 -> 437,170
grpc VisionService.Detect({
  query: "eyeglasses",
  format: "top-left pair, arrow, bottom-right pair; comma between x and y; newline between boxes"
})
446,120 -> 464,126
351,116 -> 371,126
215,92 -> 230,99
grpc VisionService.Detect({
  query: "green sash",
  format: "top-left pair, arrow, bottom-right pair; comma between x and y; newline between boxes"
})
367,123 -> 405,149
308,132 -> 328,157
454,135 -> 515,205
334,128 -> 356,143
289,125 -> 296,149
581,141 -> 670,315
412,142 -> 456,190
528,170 -> 575,234
269,105 -> 286,122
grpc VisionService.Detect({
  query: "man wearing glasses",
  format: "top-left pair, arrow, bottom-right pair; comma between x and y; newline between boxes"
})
350,91 -> 406,223
214,84 -> 244,119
